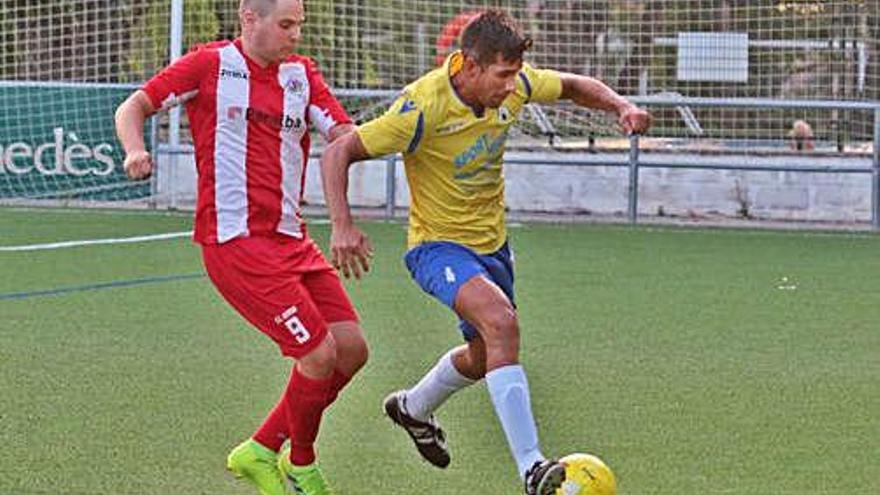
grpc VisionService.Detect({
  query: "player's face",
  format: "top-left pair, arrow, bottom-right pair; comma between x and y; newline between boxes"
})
252,0 -> 304,63
474,54 -> 522,108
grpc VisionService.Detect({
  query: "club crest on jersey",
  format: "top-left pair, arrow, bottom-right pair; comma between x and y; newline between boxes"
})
498,105 -> 511,122
285,78 -> 306,96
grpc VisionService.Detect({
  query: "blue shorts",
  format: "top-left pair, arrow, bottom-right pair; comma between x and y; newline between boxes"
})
404,241 -> 515,341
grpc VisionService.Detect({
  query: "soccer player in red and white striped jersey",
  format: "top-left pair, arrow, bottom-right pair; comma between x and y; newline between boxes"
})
114,1 -> 370,494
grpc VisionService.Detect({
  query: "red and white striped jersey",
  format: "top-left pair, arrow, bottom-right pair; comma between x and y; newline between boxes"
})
142,39 -> 350,244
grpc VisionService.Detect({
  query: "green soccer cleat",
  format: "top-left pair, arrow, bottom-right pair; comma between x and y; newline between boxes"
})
277,447 -> 334,495
227,439 -> 291,495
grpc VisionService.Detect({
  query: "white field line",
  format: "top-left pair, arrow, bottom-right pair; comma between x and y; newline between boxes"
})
0,231 -> 193,252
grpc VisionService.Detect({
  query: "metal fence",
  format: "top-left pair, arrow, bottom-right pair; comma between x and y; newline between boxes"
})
150,95 -> 880,229
627,96 -> 880,227
2,1 -> 878,228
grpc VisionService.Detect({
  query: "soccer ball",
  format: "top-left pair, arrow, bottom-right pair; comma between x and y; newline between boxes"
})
556,453 -> 617,495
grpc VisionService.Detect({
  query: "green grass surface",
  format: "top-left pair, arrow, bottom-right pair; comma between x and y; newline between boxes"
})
1,208 -> 878,494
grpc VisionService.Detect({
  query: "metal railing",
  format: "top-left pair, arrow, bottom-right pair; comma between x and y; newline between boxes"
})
377,96 -> 880,229
153,96 -> 880,229
628,96 -> 879,228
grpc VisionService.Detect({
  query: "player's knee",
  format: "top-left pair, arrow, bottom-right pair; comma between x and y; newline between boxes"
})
344,331 -> 369,374
330,322 -> 369,376
481,306 -> 519,338
479,307 -> 520,355
299,332 -> 338,376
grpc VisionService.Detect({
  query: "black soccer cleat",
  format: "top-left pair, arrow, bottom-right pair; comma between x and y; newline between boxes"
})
383,390 -> 451,468
524,458 -> 566,495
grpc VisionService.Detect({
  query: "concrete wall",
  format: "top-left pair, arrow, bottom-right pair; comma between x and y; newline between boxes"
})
156,150 -> 875,223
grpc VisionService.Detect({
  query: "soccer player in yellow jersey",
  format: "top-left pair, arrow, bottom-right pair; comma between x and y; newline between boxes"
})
321,10 -> 651,495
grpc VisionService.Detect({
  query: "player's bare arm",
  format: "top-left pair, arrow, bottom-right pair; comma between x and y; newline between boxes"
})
326,122 -> 355,143
321,131 -> 373,279
114,90 -> 157,180
558,73 -> 652,135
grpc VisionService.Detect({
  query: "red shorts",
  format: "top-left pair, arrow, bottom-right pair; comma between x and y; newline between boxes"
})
201,234 -> 358,358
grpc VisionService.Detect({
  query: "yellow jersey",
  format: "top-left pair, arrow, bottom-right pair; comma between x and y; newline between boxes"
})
356,51 -> 563,254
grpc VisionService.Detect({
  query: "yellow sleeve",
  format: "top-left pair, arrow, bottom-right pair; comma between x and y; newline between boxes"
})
519,63 -> 563,104
356,93 -> 426,157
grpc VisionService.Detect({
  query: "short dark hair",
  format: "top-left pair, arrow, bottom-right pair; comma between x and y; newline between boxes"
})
460,10 -> 532,66
240,0 -> 276,17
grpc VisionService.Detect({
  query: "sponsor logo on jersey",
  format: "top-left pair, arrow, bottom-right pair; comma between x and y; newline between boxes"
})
452,130 -> 508,169
226,106 -> 304,132
435,120 -> 465,135
219,67 -> 249,80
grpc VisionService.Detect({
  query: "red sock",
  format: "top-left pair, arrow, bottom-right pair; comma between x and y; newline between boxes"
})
327,369 -> 352,404
286,366 -> 335,466
251,398 -> 288,452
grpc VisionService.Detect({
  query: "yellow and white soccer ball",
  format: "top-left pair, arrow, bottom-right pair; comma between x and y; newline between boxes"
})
556,453 -> 617,495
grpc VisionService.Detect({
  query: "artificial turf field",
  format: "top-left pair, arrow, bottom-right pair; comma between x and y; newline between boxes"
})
1,207 -> 878,495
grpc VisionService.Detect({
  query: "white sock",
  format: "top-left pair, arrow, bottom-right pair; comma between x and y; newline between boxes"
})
485,364 -> 544,479
404,349 -> 477,421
